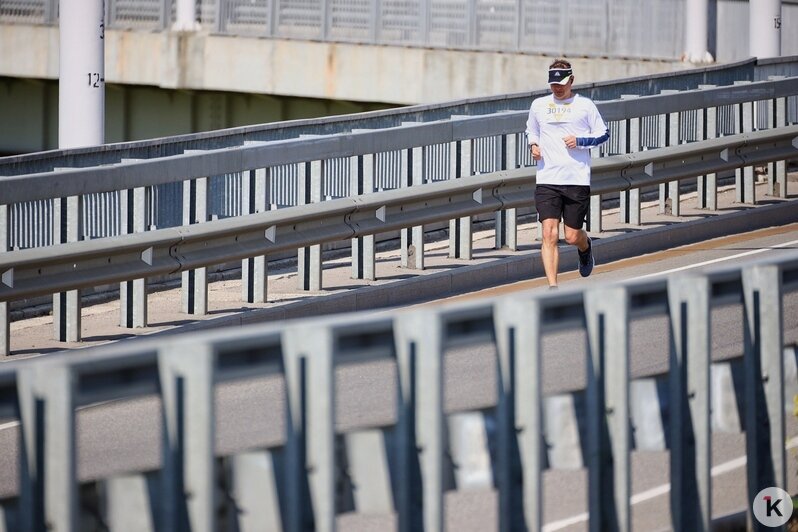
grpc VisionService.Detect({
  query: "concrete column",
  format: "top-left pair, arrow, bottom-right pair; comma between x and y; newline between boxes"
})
59,0 -> 104,149
685,0 -> 713,63
749,0 -> 781,59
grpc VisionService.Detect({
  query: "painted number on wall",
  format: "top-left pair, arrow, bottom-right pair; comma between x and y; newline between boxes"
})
87,73 -> 103,88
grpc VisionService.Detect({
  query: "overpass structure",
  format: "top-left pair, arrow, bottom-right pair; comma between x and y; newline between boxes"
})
0,55 -> 796,530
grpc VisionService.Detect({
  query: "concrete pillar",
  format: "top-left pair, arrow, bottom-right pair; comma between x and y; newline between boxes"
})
59,0 -> 104,149
749,0 -> 781,59
685,0 -> 713,63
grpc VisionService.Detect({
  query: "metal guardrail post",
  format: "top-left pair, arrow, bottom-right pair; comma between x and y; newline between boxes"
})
668,275 -> 712,531
766,89 -> 778,198
18,363 -> 77,532
450,136 -> 473,260
619,96 -> 642,225
393,315 -> 423,532
774,95 -> 788,198
668,90 -> 683,217
734,81 -> 756,205
181,175 -> 209,315
588,153 -> 602,233
53,193 -> 82,342
698,85 -> 718,210
584,287 -> 630,532
298,160 -> 324,290
657,90 -> 678,216
394,310 -> 444,532
351,152 -> 376,280
0,204 -> 8,356
158,342 -> 216,532
282,325 -> 335,532
401,145 -> 425,270
742,264 -> 787,506
120,183 -> 148,328
495,132 -> 518,250
493,298 -> 543,531
768,77 -> 788,198
241,166 -> 269,303
105,473 -> 160,531
282,327 -> 318,531
228,450 -> 284,531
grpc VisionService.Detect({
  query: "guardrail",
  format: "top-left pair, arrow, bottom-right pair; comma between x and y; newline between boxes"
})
0,76 -> 796,349
0,244 -> 795,530
3,77 -> 796,228
0,125 -> 797,356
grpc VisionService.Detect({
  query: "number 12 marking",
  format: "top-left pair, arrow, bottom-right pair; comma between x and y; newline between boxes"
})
87,73 -> 103,88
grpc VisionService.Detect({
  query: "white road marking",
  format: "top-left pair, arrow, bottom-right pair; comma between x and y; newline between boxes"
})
542,436 -> 798,531
633,238 -> 798,281
0,400 -> 116,431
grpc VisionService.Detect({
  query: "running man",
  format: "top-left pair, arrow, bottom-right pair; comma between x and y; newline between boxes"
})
525,59 -> 610,288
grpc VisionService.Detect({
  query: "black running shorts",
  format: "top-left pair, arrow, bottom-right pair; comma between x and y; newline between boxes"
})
535,184 -> 591,229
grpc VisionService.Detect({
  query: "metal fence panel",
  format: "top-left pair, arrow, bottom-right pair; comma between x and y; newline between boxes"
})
108,0 -> 167,30
518,0 -> 561,54
275,0 -> 322,39
5,0 -> 798,61
328,0 -> 371,41
218,0 -> 271,36
475,0 -> 516,49
379,0 -> 423,45
0,0 -> 49,23
323,156 -> 351,198
375,150 -> 403,191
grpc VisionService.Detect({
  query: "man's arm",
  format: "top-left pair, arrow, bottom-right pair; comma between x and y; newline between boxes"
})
525,103 -> 542,160
575,100 -> 610,148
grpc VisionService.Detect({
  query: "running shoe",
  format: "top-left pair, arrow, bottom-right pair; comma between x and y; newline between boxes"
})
578,238 -> 594,277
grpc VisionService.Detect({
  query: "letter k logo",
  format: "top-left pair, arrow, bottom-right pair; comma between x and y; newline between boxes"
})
764,495 -> 783,517
754,487 -> 793,526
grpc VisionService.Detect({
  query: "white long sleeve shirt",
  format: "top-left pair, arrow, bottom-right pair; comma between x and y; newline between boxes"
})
525,93 -> 609,186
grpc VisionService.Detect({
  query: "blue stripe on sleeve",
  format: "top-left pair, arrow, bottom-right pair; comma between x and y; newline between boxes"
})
576,129 -> 610,148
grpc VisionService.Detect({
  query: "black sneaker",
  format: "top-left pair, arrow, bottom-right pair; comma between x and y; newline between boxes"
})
578,237 -> 594,277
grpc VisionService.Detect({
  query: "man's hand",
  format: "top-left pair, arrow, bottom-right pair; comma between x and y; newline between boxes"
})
530,144 -> 542,161
562,135 -> 577,149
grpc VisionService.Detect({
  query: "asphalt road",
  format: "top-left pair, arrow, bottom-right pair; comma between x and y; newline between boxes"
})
0,224 -> 796,530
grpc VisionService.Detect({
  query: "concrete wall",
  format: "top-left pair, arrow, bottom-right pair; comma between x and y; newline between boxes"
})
0,23 -> 694,106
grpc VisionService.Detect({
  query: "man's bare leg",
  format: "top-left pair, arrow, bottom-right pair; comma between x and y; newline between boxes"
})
540,218 -> 561,287
564,225 -> 589,252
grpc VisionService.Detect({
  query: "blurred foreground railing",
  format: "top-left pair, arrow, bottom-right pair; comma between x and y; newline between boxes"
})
0,242 -> 795,530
